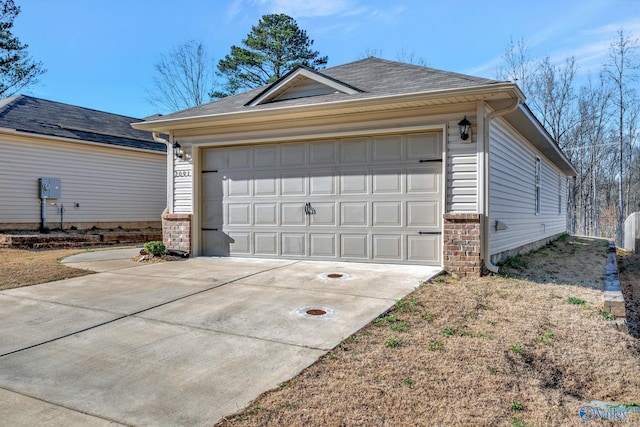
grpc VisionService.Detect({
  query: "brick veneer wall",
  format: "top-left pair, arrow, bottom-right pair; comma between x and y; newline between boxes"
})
161,213 -> 192,254
443,213 -> 482,277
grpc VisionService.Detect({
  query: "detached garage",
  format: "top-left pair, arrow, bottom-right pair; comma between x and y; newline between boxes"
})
133,57 -> 576,276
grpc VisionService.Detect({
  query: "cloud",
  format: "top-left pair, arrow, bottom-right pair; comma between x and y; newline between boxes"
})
248,0 -> 358,17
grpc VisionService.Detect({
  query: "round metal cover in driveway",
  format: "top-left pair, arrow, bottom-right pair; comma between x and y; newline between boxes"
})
295,306 -> 335,319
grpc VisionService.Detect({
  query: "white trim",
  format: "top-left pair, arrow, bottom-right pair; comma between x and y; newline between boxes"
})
188,124 -> 447,151
247,68 -> 360,106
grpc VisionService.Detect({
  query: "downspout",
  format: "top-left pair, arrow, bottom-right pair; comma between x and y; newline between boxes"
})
153,132 -> 172,215
482,97 -> 521,273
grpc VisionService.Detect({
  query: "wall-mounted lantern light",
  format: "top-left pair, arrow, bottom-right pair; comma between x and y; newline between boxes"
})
173,141 -> 183,160
458,116 -> 471,141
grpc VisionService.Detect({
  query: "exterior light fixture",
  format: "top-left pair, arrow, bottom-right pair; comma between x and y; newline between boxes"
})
458,116 -> 471,141
173,141 -> 183,159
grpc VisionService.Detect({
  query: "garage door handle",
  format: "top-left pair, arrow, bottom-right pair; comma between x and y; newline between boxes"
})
419,231 -> 441,235
202,227 -> 218,231
419,159 -> 442,163
304,202 -> 316,215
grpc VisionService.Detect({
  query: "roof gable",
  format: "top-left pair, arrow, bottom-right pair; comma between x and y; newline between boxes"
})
246,66 -> 362,106
0,95 -> 165,152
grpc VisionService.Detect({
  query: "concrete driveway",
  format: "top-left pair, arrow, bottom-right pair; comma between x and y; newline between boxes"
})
0,250 -> 441,426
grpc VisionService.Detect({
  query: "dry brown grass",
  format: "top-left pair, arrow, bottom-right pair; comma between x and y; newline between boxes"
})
0,247 -> 95,290
217,236 -> 640,427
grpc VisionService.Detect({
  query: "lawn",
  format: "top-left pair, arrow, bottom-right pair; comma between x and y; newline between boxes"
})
0,245 -> 138,291
0,247 -> 93,290
215,235 -> 640,426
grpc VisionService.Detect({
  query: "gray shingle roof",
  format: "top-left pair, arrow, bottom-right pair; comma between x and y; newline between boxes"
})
0,95 -> 165,152
152,57 -> 502,121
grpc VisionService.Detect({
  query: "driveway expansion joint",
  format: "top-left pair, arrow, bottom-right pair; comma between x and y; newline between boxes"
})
0,385 -> 131,426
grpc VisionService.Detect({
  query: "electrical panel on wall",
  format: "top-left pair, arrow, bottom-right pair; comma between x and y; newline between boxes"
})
39,178 -> 61,199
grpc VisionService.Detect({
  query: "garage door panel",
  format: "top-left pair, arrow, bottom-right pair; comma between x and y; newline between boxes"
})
408,235 -> 440,263
203,230 -> 233,256
281,143 -> 306,166
281,172 -> 306,195
373,202 -> 402,226
309,174 -> 335,195
407,167 -> 440,193
254,233 -> 278,255
310,234 -> 336,257
373,169 -> 402,193
203,150 -> 226,171
407,133 -> 440,159
228,147 -> 252,168
310,203 -> 336,226
202,173 -> 223,198
340,171 -> 368,194
254,146 -> 278,167
228,175 -> 252,197
282,233 -> 305,256
255,175 -> 278,196
373,235 -> 403,260
310,141 -> 336,164
281,203 -> 305,226
372,136 -> 402,161
340,138 -> 368,163
254,203 -> 277,226
341,234 -> 369,258
227,204 -> 250,225
202,202 -> 223,228
229,232 -> 250,254
340,202 -> 368,226
407,201 -> 440,228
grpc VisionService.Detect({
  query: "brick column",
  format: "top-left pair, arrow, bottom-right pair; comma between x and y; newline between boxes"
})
443,213 -> 482,277
161,213 -> 192,254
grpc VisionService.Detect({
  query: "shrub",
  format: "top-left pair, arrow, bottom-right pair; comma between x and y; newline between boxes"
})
144,241 -> 166,256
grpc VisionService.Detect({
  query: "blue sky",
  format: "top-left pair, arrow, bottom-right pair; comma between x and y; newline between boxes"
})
16,0 -> 640,118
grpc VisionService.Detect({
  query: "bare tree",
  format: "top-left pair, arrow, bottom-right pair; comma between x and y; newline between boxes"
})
604,28 -> 639,246
530,56 -> 578,150
148,40 -> 216,113
395,48 -> 429,67
496,38 -> 535,95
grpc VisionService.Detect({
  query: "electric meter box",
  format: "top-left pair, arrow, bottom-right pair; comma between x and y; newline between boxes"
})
39,178 -> 61,199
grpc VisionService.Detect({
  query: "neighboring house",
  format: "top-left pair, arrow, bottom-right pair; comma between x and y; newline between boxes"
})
0,95 -> 167,231
133,57 -> 576,277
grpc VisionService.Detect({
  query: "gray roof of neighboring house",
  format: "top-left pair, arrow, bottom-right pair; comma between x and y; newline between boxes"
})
150,57 -> 503,121
0,95 -> 165,152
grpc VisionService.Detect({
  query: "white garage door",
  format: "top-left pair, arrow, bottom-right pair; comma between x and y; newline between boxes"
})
201,132 -> 443,265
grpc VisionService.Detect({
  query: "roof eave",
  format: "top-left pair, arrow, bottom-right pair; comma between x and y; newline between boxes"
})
132,82 -> 521,132
0,127 -> 166,154
504,105 -> 577,176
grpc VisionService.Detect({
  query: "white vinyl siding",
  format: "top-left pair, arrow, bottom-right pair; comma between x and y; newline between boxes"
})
488,118 -> 566,256
174,159 -> 193,213
446,116 -> 477,213
0,135 -> 166,227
